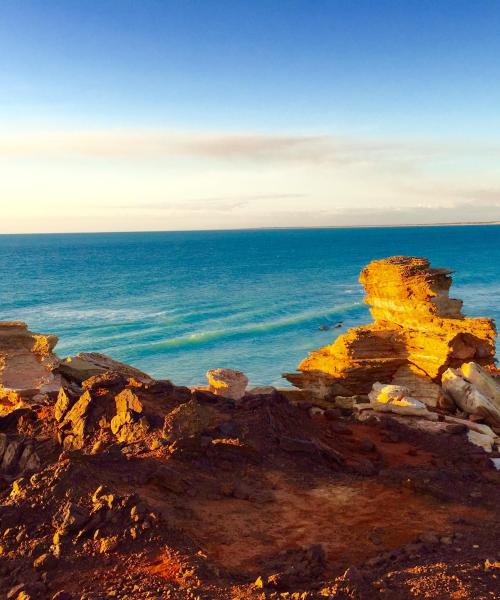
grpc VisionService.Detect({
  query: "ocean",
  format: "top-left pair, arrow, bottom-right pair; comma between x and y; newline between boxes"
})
0,226 -> 498,387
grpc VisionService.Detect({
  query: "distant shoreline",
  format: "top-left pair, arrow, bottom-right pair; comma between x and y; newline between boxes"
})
1,220 -> 500,236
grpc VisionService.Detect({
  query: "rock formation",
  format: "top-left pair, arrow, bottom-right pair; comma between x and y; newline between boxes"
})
206,367 -> 248,400
56,351 -> 154,385
285,256 -> 496,406
0,318 -> 500,598
0,322 -> 60,408
442,362 -> 500,429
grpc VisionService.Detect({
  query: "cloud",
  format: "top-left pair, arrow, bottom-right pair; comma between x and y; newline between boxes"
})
2,129 -> 500,173
2,127 -> 500,233
116,193 -> 307,212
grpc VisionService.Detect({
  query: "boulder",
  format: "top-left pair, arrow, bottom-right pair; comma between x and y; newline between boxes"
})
206,368 -> 248,400
110,389 -> 149,444
442,363 -> 500,428
56,352 -> 154,385
391,364 -> 447,408
368,382 -> 426,409
163,399 -> 217,450
54,388 -> 74,422
0,321 -> 60,398
467,430 -> 495,453
284,257 -> 496,401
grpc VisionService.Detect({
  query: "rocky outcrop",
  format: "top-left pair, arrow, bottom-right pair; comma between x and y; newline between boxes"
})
1,321 -> 500,599
285,257 -> 496,405
55,352 -> 154,385
0,321 -> 60,401
206,368 -> 248,400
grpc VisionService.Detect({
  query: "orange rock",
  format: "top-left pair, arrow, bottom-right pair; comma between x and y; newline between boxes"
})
0,321 -> 60,395
285,257 -> 496,404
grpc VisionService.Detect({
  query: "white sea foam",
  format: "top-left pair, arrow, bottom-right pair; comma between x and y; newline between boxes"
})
126,302 -> 362,352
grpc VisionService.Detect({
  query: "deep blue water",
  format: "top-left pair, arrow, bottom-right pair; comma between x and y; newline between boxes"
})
0,226 -> 498,386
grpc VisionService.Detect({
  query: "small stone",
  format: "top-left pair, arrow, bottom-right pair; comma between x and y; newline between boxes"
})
484,558 -> 500,570
253,576 -> 266,589
309,407 -> 324,418
7,584 -> 25,599
150,438 -> 162,450
52,592 -> 73,600
33,552 -> 57,569
99,536 -> 119,554
418,532 -> 439,545
90,441 -> 103,454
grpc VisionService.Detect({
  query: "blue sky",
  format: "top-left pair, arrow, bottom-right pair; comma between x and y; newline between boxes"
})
1,0 -> 500,232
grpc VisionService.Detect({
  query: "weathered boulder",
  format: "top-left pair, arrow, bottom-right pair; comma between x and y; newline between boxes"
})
285,257 -> 496,403
391,364 -> 447,408
54,388 -> 75,422
442,362 -> 500,428
206,368 -> 248,400
467,430 -> 495,453
58,391 -> 93,449
163,399 -> 217,451
368,382 -> 426,409
0,321 -> 60,399
110,389 -> 150,444
56,352 -> 154,385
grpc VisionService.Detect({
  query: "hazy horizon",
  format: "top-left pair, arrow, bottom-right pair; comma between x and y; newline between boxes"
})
2,1 -> 500,233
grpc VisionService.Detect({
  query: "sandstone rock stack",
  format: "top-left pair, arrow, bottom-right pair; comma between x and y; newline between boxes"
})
285,256 -> 496,405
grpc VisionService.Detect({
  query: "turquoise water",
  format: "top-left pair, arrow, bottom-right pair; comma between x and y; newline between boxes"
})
0,226 -> 498,386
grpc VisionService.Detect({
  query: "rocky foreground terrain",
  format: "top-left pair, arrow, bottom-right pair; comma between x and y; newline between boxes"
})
0,256 -> 499,600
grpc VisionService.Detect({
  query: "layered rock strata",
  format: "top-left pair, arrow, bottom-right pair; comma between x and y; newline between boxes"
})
285,256 -> 496,405
0,321 -> 61,406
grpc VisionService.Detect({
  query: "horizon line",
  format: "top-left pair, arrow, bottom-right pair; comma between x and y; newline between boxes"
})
0,220 -> 499,236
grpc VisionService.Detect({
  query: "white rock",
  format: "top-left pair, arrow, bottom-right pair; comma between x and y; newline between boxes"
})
206,368 -> 248,400
442,364 -> 500,427
371,402 -> 438,420
369,382 -> 426,409
490,458 -> 500,470
460,362 -> 500,402
443,415 -> 497,437
467,430 -> 494,453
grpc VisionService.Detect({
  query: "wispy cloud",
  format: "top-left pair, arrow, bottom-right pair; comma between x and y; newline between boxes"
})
2,129 -> 500,171
116,193 -> 307,212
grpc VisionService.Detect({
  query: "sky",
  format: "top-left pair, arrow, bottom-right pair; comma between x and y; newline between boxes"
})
1,0 -> 500,233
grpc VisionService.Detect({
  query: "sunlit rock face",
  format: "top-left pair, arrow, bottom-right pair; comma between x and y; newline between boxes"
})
0,321 -> 60,394
285,257 -> 496,404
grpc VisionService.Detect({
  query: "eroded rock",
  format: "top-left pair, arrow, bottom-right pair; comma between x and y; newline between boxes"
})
206,368 -> 248,400
56,352 -> 154,385
0,321 -> 61,405
285,257 -> 496,404
442,362 -> 500,428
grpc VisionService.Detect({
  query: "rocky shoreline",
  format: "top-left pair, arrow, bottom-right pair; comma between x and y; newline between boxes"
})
0,256 -> 499,600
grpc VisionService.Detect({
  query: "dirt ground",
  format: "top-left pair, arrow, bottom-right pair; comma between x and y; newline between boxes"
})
0,384 -> 499,599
